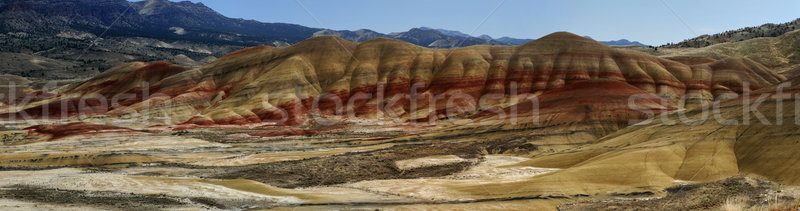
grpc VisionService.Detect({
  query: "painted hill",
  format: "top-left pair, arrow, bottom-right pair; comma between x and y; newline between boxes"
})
497,36 -> 649,46
451,79 -> 676,151
2,32 -> 784,128
459,77 -> 800,201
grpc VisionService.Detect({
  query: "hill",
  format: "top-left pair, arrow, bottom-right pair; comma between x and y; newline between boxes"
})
3,32 -> 783,127
657,29 -> 800,73
0,0 -> 325,79
665,18 -> 800,48
443,78 -> 800,201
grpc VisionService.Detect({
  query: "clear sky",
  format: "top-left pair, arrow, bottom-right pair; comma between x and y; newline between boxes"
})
174,0 -> 799,45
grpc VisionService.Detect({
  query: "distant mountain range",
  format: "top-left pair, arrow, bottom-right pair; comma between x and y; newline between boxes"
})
584,36 -> 649,47
315,27 -> 650,48
488,35 -> 649,47
0,0 -> 649,79
314,27 -> 508,48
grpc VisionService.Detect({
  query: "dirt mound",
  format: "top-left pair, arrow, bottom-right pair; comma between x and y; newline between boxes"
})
25,122 -> 136,141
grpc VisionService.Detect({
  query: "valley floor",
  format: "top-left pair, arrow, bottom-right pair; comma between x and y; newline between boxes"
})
0,118 -> 799,210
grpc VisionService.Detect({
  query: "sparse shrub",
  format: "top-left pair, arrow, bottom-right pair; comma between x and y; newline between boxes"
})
171,131 -> 190,136
723,197 -> 746,211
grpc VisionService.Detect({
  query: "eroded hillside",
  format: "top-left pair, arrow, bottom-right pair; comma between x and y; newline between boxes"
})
0,32 -> 799,210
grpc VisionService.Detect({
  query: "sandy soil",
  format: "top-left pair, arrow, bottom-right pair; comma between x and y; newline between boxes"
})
1,116 -> 798,210
339,155 -> 559,201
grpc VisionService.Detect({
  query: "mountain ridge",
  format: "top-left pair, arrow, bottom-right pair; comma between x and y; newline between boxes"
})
0,0 -> 323,79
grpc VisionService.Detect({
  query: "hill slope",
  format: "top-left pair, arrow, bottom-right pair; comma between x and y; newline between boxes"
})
665,18 -> 800,48
659,29 -> 800,73
3,32 -> 784,128
0,0 -> 321,79
467,78 -> 800,200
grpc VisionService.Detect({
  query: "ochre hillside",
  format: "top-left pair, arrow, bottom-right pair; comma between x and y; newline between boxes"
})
2,32 -> 785,127
463,77 -> 800,200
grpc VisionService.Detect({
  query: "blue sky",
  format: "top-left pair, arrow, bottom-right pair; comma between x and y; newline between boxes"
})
172,0 -> 799,45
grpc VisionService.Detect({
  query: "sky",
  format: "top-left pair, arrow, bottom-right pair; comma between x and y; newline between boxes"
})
174,0 -> 800,45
